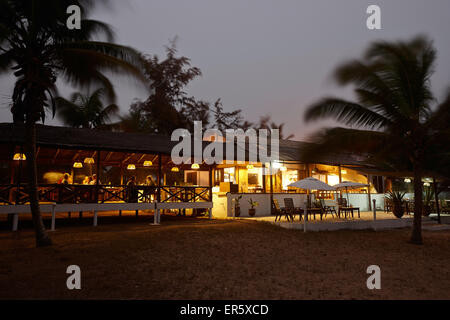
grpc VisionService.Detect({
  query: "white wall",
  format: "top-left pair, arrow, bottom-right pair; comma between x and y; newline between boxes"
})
225,193 -> 309,217
229,193 -> 271,217
346,193 -> 386,211
212,194 -> 228,218
214,193 -> 387,218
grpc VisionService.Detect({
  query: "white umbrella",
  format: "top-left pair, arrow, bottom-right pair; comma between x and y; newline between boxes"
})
333,181 -> 369,206
288,177 -> 336,191
288,177 -> 335,232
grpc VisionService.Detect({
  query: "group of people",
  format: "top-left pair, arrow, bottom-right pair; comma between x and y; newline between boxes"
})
126,175 -> 156,202
82,174 -> 99,185
126,175 -> 156,187
58,173 -> 99,185
58,173 -> 152,187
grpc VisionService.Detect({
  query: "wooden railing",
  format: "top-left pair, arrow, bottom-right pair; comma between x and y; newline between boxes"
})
0,184 -> 212,205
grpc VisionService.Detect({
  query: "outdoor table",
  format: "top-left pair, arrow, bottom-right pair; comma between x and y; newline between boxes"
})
338,207 -> 360,219
304,207 -> 322,221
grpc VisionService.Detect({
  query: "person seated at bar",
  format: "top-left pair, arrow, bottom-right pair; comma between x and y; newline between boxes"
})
61,173 -> 71,184
145,175 -> 156,186
127,176 -> 139,202
82,176 -> 91,185
90,174 -> 100,185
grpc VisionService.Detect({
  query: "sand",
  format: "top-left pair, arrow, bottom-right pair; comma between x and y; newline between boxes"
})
0,216 -> 449,299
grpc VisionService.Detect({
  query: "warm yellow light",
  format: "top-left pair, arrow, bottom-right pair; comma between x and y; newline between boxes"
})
341,169 -> 347,174
212,186 -> 220,193
84,157 -> 95,164
13,153 -> 26,161
191,163 -> 200,169
127,164 -> 136,170
404,178 -> 411,183
328,174 -> 340,186
424,182 -> 430,187
280,166 -> 287,172
171,167 -> 179,172
246,164 -> 254,169
143,160 -> 153,167
73,162 -> 83,168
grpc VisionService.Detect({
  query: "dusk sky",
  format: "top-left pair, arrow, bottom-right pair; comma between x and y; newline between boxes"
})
1,0 -> 450,140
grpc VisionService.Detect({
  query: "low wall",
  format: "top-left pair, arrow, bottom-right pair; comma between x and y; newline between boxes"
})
346,193 -> 385,211
218,192 -> 386,218
227,193 -> 272,217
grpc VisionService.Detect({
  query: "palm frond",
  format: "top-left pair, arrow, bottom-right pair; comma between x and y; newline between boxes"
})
304,97 -> 390,129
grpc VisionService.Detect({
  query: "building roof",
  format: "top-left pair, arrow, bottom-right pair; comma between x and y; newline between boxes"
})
0,122 -> 369,167
278,139 -> 367,166
0,123 -> 176,155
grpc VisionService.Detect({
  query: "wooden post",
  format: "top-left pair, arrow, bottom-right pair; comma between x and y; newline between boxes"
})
367,174 -> 372,211
120,165 -> 124,185
338,165 -> 342,183
157,153 -> 162,203
16,146 -> 24,204
96,151 -> 100,203
51,205 -> 56,231
269,162 -> 273,214
433,177 -> 441,224
262,164 -> 267,193
373,199 -> 377,221
208,167 -> 213,202
9,159 -> 15,203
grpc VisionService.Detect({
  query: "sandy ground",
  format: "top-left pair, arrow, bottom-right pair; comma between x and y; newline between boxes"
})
246,210 -> 406,223
0,216 -> 449,300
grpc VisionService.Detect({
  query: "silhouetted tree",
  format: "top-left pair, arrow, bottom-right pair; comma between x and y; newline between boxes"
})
124,39 -> 201,134
56,88 -> 119,129
213,98 -> 243,131
303,36 -> 450,244
258,115 -> 294,139
0,0 -> 145,246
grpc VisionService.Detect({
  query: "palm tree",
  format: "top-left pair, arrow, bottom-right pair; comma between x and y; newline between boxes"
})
56,88 -> 119,129
303,36 -> 450,244
0,0 -> 145,246
259,115 -> 294,140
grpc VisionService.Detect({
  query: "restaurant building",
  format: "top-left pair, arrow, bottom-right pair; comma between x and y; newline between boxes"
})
0,123 -> 389,219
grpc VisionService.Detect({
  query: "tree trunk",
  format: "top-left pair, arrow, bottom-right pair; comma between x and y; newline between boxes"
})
410,163 -> 423,245
25,122 -> 52,247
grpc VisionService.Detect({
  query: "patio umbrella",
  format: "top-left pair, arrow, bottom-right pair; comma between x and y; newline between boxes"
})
288,177 -> 337,191
288,177 -> 336,208
333,181 -> 369,206
288,177 -> 335,232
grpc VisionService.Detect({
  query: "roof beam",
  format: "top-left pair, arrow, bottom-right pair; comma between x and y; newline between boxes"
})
121,153 -> 135,164
72,150 -> 82,161
105,151 -> 114,162
137,154 -> 146,164
52,149 -> 60,164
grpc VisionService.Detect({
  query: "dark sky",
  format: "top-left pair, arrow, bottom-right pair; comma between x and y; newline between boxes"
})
1,0 -> 450,140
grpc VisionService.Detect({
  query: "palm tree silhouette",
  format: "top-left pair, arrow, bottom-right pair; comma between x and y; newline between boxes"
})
304,36 -> 450,244
0,0 -> 145,246
56,88 -> 119,129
